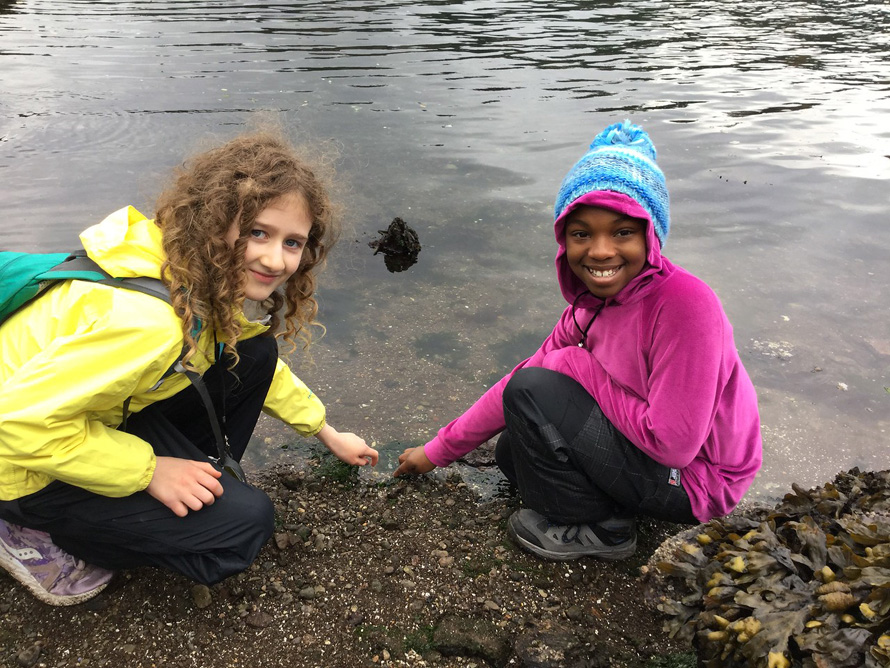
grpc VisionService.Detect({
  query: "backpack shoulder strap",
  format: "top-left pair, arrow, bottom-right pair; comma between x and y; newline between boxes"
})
43,253 -> 173,305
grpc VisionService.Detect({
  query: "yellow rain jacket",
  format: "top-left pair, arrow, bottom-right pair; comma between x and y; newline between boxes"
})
0,206 -> 325,501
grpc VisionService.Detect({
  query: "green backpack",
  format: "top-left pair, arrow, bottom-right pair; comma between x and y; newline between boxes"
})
0,250 -> 170,324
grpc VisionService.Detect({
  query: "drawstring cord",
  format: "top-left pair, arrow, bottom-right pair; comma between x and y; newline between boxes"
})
571,291 -> 605,348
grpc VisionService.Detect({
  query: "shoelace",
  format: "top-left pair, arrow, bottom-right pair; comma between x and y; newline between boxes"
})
547,522 -> 582,544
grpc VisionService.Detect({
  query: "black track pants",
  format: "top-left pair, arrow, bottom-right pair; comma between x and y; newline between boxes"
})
495,367 -> 696,527
0,336 -> 278,585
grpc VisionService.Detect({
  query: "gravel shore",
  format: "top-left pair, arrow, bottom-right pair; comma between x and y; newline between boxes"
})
0,459 -> 696,668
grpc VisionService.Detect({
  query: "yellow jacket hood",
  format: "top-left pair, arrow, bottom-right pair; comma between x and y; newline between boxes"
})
80,206 -> 167,280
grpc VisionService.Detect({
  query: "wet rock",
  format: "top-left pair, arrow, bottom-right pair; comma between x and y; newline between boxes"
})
380,511 -> 400,531
245,610 -> 274,628
433,613 -> 511,667
191,584 -> 212,609
513,627 -> 605,668
368,217 -> 421,272
565,605 -> 585,622
278,472 -> 304,491
458,439 -> 498,467
15,642 -> 41,667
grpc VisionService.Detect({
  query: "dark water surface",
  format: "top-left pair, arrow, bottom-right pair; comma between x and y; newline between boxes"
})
2,0 -> 889,503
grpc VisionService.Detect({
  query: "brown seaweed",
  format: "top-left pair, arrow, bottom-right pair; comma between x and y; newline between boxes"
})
649,468 -> 890,667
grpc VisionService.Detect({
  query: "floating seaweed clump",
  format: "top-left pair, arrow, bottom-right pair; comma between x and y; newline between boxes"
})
647,468 -> 890,668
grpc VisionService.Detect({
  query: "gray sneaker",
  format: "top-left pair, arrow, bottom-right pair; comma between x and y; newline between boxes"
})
507,509 -> 637,561
0,519 -> 113,606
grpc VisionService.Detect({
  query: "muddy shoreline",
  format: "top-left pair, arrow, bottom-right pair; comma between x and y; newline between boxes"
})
0,459 -> 695,668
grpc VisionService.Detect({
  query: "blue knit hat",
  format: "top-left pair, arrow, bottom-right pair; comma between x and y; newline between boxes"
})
554,120 -> 670,247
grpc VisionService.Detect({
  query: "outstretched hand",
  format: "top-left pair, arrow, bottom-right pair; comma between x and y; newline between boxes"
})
393,446 -> 435,477
146,456 -> 224,517
316,424 -> 379,466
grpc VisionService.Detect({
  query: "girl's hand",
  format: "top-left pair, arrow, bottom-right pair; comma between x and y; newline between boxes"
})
316,425 -> 379,466
146,456 -> 224,517
393,446 -> 435,477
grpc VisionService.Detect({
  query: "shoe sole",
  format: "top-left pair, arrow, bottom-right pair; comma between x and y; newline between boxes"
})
0,539 -> 109,607
507,515 -> 637,562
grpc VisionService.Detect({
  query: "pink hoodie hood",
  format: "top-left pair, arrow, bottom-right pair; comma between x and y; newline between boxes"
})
553,190 -> 666,309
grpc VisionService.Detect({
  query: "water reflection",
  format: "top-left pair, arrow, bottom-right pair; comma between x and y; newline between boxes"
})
1,0 -> 888,505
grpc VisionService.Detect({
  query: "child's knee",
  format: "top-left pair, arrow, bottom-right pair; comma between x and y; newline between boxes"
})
504,367 -> 557,411
193,485 -> 275,584
232,485 -> 275,541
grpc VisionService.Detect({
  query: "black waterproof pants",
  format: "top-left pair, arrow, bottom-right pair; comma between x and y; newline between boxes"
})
495,367 -> 696,526
0,336 -> 278,585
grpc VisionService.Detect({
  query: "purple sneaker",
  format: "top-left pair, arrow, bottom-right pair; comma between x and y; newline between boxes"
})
0,519 -> 113,606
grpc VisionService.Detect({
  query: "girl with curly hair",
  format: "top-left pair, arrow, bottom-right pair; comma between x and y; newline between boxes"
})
0,131 -> 378,606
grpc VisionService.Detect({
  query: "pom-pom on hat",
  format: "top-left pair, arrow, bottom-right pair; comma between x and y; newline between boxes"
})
554,120 -> 670,247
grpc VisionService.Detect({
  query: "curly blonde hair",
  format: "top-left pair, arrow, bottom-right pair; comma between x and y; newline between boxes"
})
154,130 -> 339,366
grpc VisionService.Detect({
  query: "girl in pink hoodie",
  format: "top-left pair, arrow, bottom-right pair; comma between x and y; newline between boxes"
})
394,120 -> 762,561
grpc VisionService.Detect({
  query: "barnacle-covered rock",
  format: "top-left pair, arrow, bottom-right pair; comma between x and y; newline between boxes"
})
645,468 -> 890,667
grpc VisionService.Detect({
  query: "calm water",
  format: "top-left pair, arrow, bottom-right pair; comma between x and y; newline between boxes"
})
2,0 -> 889,504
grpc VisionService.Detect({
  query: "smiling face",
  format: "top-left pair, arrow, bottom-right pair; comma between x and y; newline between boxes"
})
564,205 -> 648,299
225,192 -> 313,302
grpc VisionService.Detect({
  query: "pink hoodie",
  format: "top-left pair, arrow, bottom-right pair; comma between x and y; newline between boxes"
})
424,191 -> 762,522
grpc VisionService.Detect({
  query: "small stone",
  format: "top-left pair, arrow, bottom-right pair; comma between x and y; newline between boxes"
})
191,584 -> 212,609
400,579 -> 417,589
409,599 -> 425,612
370,579 -> 383,593
245,610 -> 274,628
121,644 -> 137,654
274,532 -> 290,550
439,556 -> 455,568
279,473 -> 303,491
299,586 -> 317,599
483,600 -> 500,612
15,642 -> 41,667
280,592 -> 294,605
347,612 -> 365,626
433,615 -> 510,666
566,605 -> 585,621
